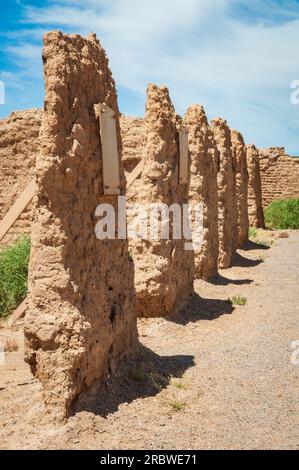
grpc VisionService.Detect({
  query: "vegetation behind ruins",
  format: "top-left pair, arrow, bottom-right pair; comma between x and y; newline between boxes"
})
0,236 -> 30,318
265,198 -> 299,230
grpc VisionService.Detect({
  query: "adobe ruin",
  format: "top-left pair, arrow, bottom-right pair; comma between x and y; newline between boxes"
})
120,116 -> 145,174
211,118 -> 237,269
183,105 -> 219,280
24,31 -> 138,420
246,144 -> 265,228
259,147 -> 299,208
124,84 -> 194,317
0,109 -> 42,244
231,130 -> 249,247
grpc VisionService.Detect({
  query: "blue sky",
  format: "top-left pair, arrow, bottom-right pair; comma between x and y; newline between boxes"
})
0,0 -> 299,154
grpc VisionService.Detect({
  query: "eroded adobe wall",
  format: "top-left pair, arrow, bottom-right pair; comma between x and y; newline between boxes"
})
183,105 -> 219,280
24,31 -> 137,420
127,84 -> 194,318
120,115 -> 145,173
259,147 -> 299,207
231,130 -> 249,247
211,118 -> 237,269
0,109 -> 42,245
246,144 -> 265,228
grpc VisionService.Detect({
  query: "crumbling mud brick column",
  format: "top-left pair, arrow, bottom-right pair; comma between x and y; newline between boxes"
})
246,144 -> 265,228
211,118 -> 237,269
231,130 -> 249,247
24,31 -> 137,420
127,84 -> 194,318
183,105 -> 219,280
0,109 -> 42,244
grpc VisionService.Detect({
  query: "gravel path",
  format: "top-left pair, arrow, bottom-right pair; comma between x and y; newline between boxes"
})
0,231 -> 298,450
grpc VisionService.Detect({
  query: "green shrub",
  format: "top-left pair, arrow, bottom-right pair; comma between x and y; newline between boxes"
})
265,198 -> 299,230
169,400 -> 187,412
0,236 -> 31,318
230,295 -> 247,306
249,227 -> 258,239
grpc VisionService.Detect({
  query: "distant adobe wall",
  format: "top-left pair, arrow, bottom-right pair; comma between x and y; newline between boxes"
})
259,147 -> 299,207
0,109 -> 42,244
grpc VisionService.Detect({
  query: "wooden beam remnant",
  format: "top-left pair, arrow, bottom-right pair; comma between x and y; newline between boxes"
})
95,103 -> 121,196
126,160 -> 144,189
7,298 -> 28,328
179,126 -> 189,185
0,179 -> 35,242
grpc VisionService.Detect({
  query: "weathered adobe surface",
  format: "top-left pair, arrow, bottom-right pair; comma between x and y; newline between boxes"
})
0,109 -> 42,245
231,130 -> 249,247
211,118 -> 237,269
246,144 -> 265,228
259,147 -> 299,207
127,84 -> 194,318
183,105 -> 219,280
24,31 -> 137,421
120,115 -> 145,174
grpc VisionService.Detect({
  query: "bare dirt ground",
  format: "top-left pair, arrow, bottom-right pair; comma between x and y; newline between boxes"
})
0,231 -> 298,450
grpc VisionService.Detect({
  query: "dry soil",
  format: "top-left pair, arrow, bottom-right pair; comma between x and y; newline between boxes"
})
0,231 -> 298,450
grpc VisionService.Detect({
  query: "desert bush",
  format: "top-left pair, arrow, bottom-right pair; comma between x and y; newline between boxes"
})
0,236 -> 30,318
265,198 -> 299,230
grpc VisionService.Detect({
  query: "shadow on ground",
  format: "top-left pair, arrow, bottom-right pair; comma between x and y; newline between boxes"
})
232,252 -> 264,268
209,274 -> 253,286
242,240 -> 271,251
168,293 -> 234,325
72,344 -> 194,418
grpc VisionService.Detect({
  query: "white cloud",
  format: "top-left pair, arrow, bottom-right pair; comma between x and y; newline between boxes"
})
3,0 -> 299,154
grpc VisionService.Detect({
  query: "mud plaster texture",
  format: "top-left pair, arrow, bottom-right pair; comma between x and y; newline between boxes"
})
120,116 -> 145,174
211,118 -> 237,269
259,147 -> 299,207
183,105 -> 219,281
246,144 -> 265,229
0,109 -> 42,245
231,130 -> 249,247
24,31 -> 138,421
126,84 -> 194,318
